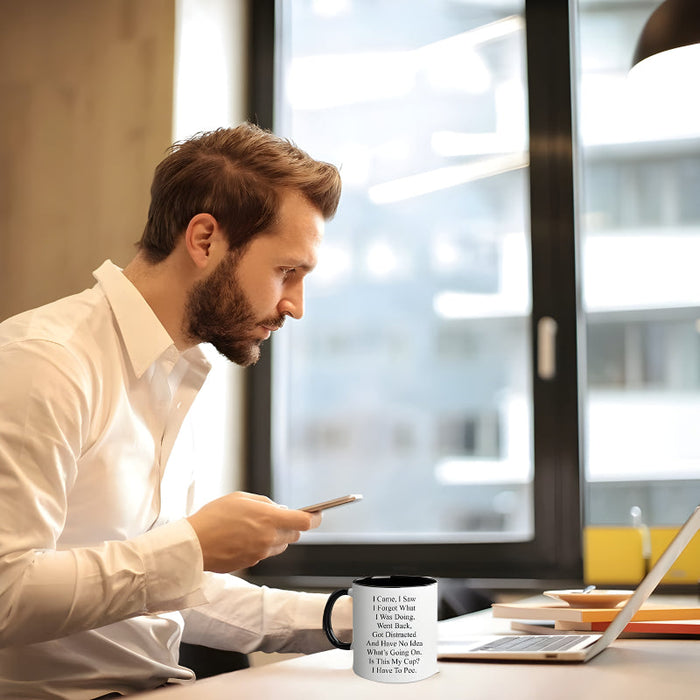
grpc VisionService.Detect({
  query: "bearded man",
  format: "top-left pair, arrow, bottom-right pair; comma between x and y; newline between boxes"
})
0,123 -> 351,699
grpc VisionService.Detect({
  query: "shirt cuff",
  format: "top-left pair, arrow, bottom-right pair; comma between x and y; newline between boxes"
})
134,519 -> 208,613
290,588 -> 353,635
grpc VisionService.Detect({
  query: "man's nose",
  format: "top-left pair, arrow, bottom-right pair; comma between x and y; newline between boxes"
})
278,282 -> 304,320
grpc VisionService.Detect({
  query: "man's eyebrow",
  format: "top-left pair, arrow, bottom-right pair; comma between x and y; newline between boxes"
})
281,258 -> 316,272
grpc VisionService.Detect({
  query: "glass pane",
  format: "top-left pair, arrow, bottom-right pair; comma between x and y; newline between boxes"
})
576,0 -> 700,527
272,0 -> 532,543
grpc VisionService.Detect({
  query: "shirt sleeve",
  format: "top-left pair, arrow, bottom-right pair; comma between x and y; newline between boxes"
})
180,572 -> 353,654
0,340 -> 206,648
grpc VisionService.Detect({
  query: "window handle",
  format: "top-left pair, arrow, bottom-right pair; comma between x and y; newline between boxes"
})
537,316 -> 558,380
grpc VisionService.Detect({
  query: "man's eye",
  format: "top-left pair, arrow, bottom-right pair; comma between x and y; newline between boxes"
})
281,267 -> 296,277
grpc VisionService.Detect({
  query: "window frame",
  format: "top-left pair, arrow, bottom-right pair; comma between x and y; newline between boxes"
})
243,0 -> 584,586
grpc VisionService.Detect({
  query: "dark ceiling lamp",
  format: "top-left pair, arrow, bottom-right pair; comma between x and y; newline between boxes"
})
631,0 -> 700,70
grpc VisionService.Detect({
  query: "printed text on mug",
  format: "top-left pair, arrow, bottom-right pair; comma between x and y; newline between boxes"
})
365,594 -> 423,675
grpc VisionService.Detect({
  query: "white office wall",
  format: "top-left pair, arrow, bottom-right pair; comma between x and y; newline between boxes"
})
174,0 -> 249,506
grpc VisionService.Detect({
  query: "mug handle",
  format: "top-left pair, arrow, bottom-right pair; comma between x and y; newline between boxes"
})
323,588 -> 351,650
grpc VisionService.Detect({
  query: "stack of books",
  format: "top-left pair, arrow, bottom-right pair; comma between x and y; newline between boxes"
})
492,600 -> 700,637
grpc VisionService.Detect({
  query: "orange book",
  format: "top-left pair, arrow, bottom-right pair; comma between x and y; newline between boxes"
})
492,601 -> 700,623
511,619 -> 700,637
555,618 -> 700,633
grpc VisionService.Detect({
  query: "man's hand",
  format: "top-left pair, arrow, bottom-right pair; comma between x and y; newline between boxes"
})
186,491 -> 322,572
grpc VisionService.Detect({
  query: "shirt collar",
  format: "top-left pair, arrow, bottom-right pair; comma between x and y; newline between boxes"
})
93,260 -> 210,379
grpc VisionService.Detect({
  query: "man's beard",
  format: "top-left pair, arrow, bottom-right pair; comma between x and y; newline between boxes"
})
184,253 -> 285,366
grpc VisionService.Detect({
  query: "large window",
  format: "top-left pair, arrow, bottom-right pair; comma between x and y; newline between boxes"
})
246,0 -> 698,584
274,1 -> 533,544
577,3 -> 700,530
247,0 -> 580,583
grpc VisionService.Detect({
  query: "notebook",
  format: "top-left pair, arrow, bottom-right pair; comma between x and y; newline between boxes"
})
438,504 -> 700,662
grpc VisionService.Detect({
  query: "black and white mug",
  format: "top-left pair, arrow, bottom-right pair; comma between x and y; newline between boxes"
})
323,575 -> 438,683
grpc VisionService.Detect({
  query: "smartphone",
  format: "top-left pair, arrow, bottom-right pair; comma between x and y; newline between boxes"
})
300,494 -> 363,513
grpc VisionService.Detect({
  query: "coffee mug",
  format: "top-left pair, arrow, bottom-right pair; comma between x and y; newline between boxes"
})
323,575 -> 438,683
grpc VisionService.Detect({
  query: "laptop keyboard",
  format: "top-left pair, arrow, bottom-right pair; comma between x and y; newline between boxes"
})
473,635 -> 591,652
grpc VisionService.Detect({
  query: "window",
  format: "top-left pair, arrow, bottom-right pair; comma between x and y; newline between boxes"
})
248,0 -> 700,586
577,1 -> 700,534
246,0 -> 582,583
273,0 -> 535,544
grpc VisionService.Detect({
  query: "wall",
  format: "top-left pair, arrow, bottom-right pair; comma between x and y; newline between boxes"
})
0,0 -> 176,320
0,0 -> 249,497
172,0 -> 249,503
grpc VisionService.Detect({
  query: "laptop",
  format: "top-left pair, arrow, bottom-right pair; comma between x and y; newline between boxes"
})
438,504 -> 700,662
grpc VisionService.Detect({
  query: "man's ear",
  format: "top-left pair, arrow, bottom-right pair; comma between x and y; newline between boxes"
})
184,213 -> 220,269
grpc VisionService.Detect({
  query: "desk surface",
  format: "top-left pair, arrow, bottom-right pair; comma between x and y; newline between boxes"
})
143,605 -> 700,700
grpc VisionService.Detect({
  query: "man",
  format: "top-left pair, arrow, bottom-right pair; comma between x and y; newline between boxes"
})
0,123 -> 350,698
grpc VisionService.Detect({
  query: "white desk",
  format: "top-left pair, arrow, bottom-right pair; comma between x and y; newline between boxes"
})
140,606 -> 700,700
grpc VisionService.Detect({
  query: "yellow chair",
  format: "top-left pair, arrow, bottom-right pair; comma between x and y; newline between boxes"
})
584,526 -> 700,586
649,528 -> 700,584
583,527 -> 646,585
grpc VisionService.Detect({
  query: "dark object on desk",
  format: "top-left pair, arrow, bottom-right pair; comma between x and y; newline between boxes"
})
438,580 -> 494,620
178,643 -> 249,679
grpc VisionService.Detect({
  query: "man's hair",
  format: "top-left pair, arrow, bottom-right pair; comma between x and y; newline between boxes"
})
138,123 -> 342,263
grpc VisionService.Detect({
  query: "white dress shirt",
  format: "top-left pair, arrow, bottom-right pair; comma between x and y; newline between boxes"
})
0,261 -> 348,699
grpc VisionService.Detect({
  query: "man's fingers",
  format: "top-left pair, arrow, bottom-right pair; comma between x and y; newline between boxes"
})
266,530 -> 301,558
268,542 -> 290,557
238,491 -> 275,504
241,495 -> 322,531
273,507 -> 320,531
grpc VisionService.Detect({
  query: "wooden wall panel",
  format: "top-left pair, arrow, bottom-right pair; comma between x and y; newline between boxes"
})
0,0 -> 175,320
